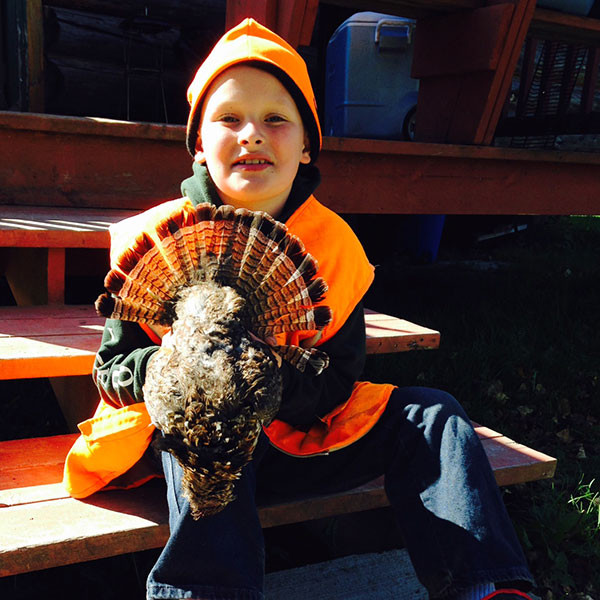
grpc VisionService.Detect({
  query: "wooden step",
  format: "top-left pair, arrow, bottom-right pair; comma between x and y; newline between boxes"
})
0,305 -> 105,380
0,205 -> 135,248
0,306 -> 440,380
0,424 -> 556,577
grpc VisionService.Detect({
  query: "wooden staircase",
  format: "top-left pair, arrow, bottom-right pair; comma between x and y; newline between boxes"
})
0,207 -> 556,578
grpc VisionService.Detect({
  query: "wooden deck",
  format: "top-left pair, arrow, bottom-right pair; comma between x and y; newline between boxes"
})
2,113 -> 600,215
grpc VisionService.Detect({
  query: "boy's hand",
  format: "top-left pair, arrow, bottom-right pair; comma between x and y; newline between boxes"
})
300,331 -> 322,349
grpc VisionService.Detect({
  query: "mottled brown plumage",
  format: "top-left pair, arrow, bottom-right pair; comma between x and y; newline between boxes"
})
95,203 -> 332,518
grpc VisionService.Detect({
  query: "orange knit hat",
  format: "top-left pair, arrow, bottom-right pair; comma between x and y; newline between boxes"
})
186,18 -> 322,163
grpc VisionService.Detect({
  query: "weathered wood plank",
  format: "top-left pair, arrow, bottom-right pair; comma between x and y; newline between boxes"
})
364,309 -> 439,352
0,433 -> 77,471
0,334 -> 100,380
0,303 -> 104,323
0,485 -> 170,577
414,0 -> 536,145
0,306 -> 104,379
0,113 -> 190,209
226,0 -> 278,31
319,1 -> 600,42
47,248 -> 66,304
471,422 -> 503,439
482,0 -> 538,144
481,435 -> 557,486
0,305 -> 439,380
412,4 -> 513,78
275,0 -> 319,48
0,314 -> 103,338
317,137 -> 600,215
530,7 -> 600,45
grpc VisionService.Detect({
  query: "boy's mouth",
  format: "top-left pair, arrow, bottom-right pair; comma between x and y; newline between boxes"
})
233,156 -> 273,166
237,159 -> 269,164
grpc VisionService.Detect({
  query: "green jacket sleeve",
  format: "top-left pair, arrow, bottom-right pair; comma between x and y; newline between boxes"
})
92,319 -> 160,407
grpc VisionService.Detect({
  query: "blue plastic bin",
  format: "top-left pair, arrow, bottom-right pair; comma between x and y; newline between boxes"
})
324,12 -> 418,140
324,12 -> 444,263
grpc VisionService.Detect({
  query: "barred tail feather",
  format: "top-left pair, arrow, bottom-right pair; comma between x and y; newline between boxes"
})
114,232 -> 156,275
254,306 -> 323,332
95,292 -> 115,318
194,202 -> 217,222
278,235 -> 308,272
105,266 -> 171,304
103,270 -> 127,294
249,268 -> 324,314
238,231 -> 280,292
96,293 -> 165,324
155,216 -> 195,285
238,215 -> 289,287
307,278 -> 328,304
313,305 -> 333,329
212,209 -> 252,284
273,345 -> 330,375
116,231 -> 185,293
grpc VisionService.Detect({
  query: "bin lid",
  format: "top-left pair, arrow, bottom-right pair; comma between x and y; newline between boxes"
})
330,11 -> 414,43
338,11 -> 413,25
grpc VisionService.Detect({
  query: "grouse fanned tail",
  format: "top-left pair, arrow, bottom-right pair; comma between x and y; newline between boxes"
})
95,202 -> 332,518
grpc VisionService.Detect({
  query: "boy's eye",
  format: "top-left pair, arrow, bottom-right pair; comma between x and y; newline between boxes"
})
219,115 -> 239,123
265,115 -> 286,123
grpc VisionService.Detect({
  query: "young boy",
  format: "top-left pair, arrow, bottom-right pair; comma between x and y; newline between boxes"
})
64,18 -> 536,600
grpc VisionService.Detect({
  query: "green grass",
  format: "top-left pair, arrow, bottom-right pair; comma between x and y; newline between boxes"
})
363,215 -> 600,599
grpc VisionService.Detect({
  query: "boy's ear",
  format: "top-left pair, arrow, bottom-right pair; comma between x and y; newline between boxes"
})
194,138 -> 205,164
300,131 -> 311,165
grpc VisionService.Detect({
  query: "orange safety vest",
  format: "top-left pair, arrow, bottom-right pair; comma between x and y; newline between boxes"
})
63,196 -> 394,497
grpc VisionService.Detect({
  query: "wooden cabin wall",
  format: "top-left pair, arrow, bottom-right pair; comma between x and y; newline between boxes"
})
1,0 -> 365,127
0,2 -> 7,110
43,4 -> 227,123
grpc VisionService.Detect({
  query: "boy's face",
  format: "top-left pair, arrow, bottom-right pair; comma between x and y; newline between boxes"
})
196,65 -> 311,217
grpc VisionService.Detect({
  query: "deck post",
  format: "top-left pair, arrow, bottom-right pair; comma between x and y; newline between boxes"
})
225,0 -> 318,47
412,0 -> 537,144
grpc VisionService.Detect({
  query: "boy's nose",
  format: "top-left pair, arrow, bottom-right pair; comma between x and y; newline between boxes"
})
239,122 -> 263,146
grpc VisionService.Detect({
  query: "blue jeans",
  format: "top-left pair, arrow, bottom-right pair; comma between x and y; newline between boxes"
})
147,387 -> 534,599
